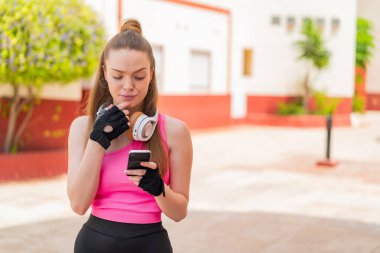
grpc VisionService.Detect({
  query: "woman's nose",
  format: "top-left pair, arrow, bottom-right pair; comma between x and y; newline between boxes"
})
122,77 -> 134,90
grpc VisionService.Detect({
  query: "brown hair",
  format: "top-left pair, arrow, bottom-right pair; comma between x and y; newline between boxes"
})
85,19 -> 168,177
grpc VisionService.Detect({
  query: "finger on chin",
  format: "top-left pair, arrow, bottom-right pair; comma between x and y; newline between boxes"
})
117,101 -> 131,110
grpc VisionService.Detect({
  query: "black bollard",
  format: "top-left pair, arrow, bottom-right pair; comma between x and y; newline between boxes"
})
326,114 -> 332,160
317,114 -> 339,167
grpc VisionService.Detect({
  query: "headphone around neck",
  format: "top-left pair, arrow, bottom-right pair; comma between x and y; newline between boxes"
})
96,104 -> 158,142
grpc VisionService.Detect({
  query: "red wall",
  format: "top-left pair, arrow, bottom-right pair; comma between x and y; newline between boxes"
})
246,95 -> 352,114
367,93 -> 380,111
1,94 -> 356,152
245,95 -> 352,127
158,95 -> 231,129
0,99 -> 81,152
0,95 -> 232,151
0,150 -> 67,181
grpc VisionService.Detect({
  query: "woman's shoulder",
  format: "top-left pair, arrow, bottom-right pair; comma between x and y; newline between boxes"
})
69,115 -> 90,135
163,114 -> 191,145
163,115 -> 188,132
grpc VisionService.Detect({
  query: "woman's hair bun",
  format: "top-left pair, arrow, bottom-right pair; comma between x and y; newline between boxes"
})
120,18 -> 142,35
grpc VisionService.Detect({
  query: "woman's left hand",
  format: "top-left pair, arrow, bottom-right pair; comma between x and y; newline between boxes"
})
125,161 -> 165,196
124,162 -> 156,186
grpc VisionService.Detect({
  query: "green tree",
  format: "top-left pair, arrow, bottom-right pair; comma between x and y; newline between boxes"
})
353,17 -> 375,113
294,19 -> 330,113
0,0 -> 105,153
356,18 -> 375,69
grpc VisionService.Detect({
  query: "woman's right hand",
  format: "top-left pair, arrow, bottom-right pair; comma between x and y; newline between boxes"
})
90,102 -> 130,150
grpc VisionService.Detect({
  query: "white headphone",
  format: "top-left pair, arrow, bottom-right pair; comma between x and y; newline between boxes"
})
97,104 -> 158,142
127,110 -> 158,141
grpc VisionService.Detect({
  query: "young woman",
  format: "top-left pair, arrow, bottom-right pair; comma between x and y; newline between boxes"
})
67,19 -> 193,253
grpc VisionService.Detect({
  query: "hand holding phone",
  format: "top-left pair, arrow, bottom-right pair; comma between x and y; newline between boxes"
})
127,150 -> 151,170
126,149 -> 165,197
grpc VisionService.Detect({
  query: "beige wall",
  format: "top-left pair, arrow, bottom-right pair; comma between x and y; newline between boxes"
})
0,82 -> 82,101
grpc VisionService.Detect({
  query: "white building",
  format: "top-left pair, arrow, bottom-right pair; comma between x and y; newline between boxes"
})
2,0 -> 379,131
84,0 -> 364,127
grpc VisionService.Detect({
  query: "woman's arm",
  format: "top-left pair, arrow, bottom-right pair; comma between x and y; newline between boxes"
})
67,116 -> 105,215
67,103 -> 130,215
155,117 -> 193,222
124,116 -> 193,221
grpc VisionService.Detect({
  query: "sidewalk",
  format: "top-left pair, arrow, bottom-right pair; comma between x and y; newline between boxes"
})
1,112 -> 380,253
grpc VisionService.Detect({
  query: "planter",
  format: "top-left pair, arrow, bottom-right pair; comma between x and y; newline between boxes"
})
244,113 -> 351,127
0,150 -> 67,181
350,112 -> 366,128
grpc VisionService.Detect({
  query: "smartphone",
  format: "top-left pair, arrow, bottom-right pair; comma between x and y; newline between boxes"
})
127,150 -> 151,170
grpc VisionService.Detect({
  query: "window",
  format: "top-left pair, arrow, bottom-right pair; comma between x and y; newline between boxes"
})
152,45 -> 164,90
316,18 -> 325,32
243,48 -> 253,76
271,16 -> 281,26
331,18 -> 340,34
190,50 -> 211,91
287,16 -> 296,32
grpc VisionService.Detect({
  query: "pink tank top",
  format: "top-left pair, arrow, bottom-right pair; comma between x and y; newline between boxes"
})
91,113 -> 170,224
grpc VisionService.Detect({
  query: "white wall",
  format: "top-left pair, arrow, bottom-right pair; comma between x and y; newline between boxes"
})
120,0 -> 229,95
83,0 -> 119,39
358,0 -> 380,93
191,0 -> 357,98
0,0 -> 359,111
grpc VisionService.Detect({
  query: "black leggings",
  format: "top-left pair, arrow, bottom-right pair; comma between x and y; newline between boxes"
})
74,215 -> 173,253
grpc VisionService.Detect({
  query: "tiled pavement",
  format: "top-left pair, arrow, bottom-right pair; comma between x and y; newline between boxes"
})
1,112 -> 380,253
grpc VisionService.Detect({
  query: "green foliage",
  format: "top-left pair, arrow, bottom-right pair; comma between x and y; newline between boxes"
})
312,90 -> 340,115
355,73 -> 363,85
352,94 -> 365,113
293,19 -> 330,113
277,99 -> 305,115
277,91 -> 340,116
356,18 -> 375,69
0,0 -> 106,87
294,19 -> 330,69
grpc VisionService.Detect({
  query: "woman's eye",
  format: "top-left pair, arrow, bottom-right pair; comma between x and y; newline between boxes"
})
113,76 -> 122,80
135,76 -> 145,80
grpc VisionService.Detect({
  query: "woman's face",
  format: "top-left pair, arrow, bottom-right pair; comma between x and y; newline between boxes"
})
104,48 -> 153,112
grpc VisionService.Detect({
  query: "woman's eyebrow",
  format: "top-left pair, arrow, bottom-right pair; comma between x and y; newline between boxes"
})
111,68 -> 147,73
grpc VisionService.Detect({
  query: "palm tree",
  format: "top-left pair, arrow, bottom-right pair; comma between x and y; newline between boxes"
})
294,19 -> 330,113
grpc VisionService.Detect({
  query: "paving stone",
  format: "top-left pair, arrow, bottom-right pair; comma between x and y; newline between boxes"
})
1,112 -> 380,252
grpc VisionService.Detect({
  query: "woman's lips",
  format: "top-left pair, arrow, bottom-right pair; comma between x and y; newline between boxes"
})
120,95 -> 135,101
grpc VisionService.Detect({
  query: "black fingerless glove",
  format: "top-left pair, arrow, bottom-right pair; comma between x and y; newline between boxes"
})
139,168 -> 165,197
90,106 -> 130,150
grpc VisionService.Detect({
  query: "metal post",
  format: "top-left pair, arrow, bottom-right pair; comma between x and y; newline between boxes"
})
317,114 -> 338,167
326,114 -> 332,160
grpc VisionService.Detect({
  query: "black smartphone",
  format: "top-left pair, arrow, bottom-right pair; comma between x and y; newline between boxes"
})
127,150 -> 151,170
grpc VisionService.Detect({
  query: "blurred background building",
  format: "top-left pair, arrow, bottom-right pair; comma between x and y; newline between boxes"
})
1,0 -> 379,150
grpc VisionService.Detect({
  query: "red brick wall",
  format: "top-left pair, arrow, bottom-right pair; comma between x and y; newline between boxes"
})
0,99 -> 81,151
1,93 -> 356,152
158,95 -> 231,129
367,93 -> 380,111
246,95 -> 352,115
0,95 -> 232,151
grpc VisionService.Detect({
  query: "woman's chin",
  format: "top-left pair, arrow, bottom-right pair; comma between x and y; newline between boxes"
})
114,100 -> 133,108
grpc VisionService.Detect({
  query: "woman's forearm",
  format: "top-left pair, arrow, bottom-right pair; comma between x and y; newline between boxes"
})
155,184 -> 188,222
67,140 -> 105,215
